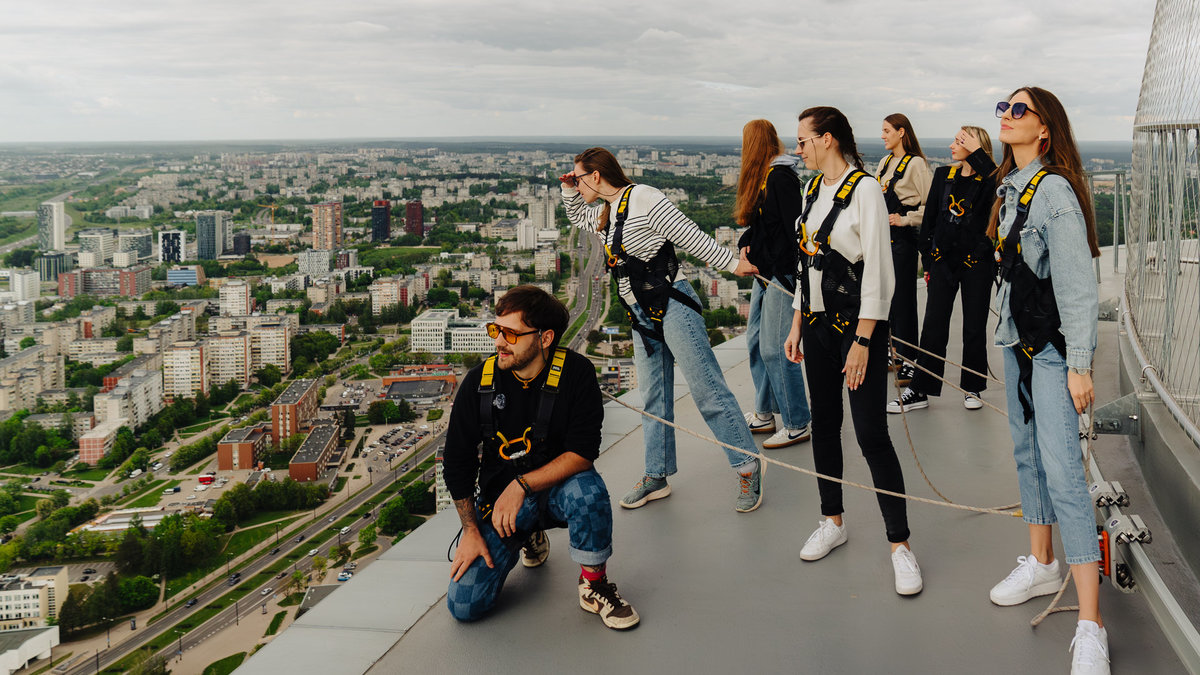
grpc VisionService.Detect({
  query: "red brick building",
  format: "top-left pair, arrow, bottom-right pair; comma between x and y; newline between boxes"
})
270,378 -> 320,444
217,424 -> 270,471
288,423 -> 339,482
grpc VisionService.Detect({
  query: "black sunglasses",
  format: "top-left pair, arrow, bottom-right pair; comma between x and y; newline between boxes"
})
486,322 -> 539,345
995,101 -> 1041,120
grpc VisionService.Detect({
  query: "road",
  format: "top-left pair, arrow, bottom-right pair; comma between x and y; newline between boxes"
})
65,430 -> 445,675
567,229 -> 608,353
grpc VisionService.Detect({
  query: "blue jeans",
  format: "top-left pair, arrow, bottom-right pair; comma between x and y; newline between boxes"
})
630,280 -> 758,477
447,469 -> 613,622
747,276 -> 811,429
1002,346 -> 1101,565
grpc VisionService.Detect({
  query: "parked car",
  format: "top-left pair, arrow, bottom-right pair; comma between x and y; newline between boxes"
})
80,575 -> 89,582
83,567 -> 96,574
337,572 -> 352,582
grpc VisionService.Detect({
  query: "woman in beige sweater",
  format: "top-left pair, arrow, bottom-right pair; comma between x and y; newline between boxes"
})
876,113 -> 932,385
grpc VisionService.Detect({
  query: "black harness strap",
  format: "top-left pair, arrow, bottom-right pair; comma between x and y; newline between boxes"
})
878,154 -> 917,216
931,165 -> 987,272
605,185 -> 704,351
796,170 -> 869,339
994,169 -> 1067,423
477,347 -> 569,470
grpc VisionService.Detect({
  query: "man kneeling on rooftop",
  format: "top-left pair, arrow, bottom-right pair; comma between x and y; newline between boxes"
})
444,285 -> 639,630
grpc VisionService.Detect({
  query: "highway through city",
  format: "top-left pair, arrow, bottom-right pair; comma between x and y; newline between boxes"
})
567,229 -> 608,353
64,431 -> 445,675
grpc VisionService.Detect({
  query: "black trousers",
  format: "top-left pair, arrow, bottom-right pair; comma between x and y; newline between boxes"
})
911,259 -> 995,396
802,319 -> 911,543
889,226 -> 919,362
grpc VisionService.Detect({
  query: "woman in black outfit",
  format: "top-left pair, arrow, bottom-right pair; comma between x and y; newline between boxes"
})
888,126 -> 996,414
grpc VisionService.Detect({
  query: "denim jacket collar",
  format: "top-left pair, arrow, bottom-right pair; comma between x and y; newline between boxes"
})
998,156 -> 1045,199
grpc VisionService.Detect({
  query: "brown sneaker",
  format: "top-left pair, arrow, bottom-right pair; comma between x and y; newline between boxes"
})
521,530 -> 549,568
578,575 -> 640,630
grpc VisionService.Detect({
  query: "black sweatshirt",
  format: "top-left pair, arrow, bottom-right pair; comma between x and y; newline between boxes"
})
918,148 -> 998,266
442,349 -> 603,505
737,163 -> 805,281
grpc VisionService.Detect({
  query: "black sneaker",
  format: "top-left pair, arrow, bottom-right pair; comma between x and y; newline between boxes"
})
578,575 -> 640,630
887,387 -> 928,414
521,530 -> 549,568
895,364 -> 916,386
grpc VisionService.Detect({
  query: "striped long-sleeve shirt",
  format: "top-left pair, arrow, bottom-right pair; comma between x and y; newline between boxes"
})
561,183 -> 739,304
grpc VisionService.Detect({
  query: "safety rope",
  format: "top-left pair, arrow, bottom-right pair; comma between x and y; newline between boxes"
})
601,391 -> 1022,518
890,334 -> 1005,386
893,352 -> 1008,418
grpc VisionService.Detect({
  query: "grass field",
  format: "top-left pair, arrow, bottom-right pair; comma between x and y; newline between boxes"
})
116,480 -> 168,507
126,480 -> 181,508
68,466 -> 112,481
202,653 -> 247,675
264,610 -> 287,637
179,419 -> 226,437
223,517 -> 301,559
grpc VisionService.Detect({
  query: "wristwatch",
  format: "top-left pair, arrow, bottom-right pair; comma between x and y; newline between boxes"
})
1068,367 -> 1092,376
852,335 -> 871,348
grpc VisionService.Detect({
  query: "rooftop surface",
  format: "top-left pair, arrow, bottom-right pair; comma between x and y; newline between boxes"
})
291,424 -> 338,465
275,379 -> 317,406
239,261 -> 1195,675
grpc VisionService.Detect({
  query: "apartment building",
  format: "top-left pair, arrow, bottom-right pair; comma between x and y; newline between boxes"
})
101,353 -> 162,392
117,229 -> 153,261
77,229 -> 115,266
56,266 -> 150,298
9,270 -> 39,302
133,311 -> 197,356
217,424 -> 270,471
298,249 -> 331,277
410,308 -> 491,354
78,418 -> 127,465
219,280 -> 253,317
0,347 -> 64,413
36,202 -> 66,252
92,369 -> 164,429
270,378 -> 319,444
312,202 -> 343,250
25,412 -> 96,439
206,330 -> 252,389
159,230 -> 186,263
369,277 -> 402,315
288,422 -> 338,482
0,567 -> 69,631
163,340 -> 207,399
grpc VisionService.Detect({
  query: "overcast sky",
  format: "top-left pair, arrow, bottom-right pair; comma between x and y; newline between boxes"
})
0,0 -> 1156,144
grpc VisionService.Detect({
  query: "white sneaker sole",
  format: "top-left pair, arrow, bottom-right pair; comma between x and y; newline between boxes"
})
619,485 -> 671,509
762,431 -> 811,449
989,578 -> 1062,606
887,401 -> 928,414
800,533 -> 847,561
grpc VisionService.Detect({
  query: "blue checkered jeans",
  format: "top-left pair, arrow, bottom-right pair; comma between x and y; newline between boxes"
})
447,468 -> 613,622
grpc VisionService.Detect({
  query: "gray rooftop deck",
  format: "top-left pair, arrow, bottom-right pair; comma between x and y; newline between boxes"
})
238,260 -> 1193,674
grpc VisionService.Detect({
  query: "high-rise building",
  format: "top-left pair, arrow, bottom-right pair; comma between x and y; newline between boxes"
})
405,201 -> 424,237
37,202 -> 66,251
529,197 -> 556,231
312,202 -> 343,250
270,378 -> 320,443
206,331 -> 252,389
56,266 -> 151,298
196,211 -> 229,260
117,229 -> 153,261
219,280 -> 252,316
369,277 -> 402,315
164,341 -> 207,399
92,369 -> 164,429
298,249 -> 331,277
335,249 -> 358,269
34,252 -> 73,282
159,230 -> 185,263
232,232 -> 251,256
371,200 -> 391,242
77,229 -> 115,265
10,270 -> 39,302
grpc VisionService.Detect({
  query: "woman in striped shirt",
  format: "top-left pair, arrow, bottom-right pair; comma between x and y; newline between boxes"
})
560,147 -> 765,513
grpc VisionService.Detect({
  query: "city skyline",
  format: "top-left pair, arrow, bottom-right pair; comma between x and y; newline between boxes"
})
2,1 -> 1154,144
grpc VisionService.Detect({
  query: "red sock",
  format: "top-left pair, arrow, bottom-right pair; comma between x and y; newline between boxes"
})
580,565 -> 605,582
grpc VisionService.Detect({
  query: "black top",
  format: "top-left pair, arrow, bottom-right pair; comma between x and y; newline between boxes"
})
918,148 -> 997,267
737,165 -> 805,281
442,349 -> 604,504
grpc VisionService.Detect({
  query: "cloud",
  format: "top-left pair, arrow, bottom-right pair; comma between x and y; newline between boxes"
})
0,0 -> 1158,142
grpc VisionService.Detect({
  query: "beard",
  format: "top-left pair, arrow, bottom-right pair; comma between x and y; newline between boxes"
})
497,342 -> 540,372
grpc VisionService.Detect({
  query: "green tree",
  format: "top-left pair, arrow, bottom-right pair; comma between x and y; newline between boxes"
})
366,400 -> 400,425
118,575 -> 159,611
289,569 -> 306,595
255,364 -> 282,387
357,523 -> 377,548
312,555 -> 327,581
116,335 -> 134,352
401,481 -> 434,515
377,498 -> 412,536
18,337 -> 36,350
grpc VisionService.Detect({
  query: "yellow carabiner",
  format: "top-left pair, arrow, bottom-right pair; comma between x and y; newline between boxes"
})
948,195 -> 966,218
496,427 -> 533,461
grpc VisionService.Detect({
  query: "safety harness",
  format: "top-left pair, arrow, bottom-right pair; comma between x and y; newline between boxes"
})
929,165 -> 987,272
994,169 -> 1066,423
604,185 -> 704,351
478,347 -> 568,469
878,154 -> 916,216
796,170 -> 869,340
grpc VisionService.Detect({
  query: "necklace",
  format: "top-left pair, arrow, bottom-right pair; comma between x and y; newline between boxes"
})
512,371 -> 537,389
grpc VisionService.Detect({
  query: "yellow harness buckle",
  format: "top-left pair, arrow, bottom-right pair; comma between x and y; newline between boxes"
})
496,427 -> 533,461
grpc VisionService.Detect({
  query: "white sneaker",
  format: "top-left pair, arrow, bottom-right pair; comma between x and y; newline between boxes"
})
799,519 -> 847,561
744,411 -> 776,434
1070,620 -> 1110,675
964,392 -> 984,410
989,555 -> 1062,606
762,424 -> 811,449
891,544 -> 923,595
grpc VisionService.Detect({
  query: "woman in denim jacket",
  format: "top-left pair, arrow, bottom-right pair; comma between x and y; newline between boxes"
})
986,87 -> 1108,675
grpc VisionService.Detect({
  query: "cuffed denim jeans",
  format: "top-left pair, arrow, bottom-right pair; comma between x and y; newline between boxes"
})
1002,345 -> 1101,565
447,469 -> 613,622
631,280 -> 758,477
748,276 -> 812,429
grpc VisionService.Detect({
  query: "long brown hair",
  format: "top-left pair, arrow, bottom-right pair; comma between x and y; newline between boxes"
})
884,113 -> 925,158
986,87 -> 1100,257
798,106 -> 864,171
734,120 -> 785,226
573,147 -> 632,232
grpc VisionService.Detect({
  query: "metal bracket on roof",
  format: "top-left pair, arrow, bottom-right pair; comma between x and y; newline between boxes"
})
1107,514 -> 1152,546
1092,393 -> 1141,440
1089,480 -> 1130,508
1098,297 -> 1120,321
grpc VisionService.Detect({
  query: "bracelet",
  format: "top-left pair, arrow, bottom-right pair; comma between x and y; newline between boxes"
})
515,474 -> 534,496
1068,367 -> 1092,376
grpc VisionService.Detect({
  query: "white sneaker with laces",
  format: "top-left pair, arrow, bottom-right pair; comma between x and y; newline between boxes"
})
762,424 -> 811,449
989,555 -> 1062,606
744,411 -> 776,434
1069,620 -> 1110,675
799,518 -> 847,561
891,544 -> 923,595
964,392 -> 984,410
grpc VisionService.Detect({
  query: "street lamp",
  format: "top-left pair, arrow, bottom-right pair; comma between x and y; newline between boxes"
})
275,522 -> 280,545
226,553 -> 232,576
234,598 -> 239,626
102,616 -> 110,649
175,630 -> 184,662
